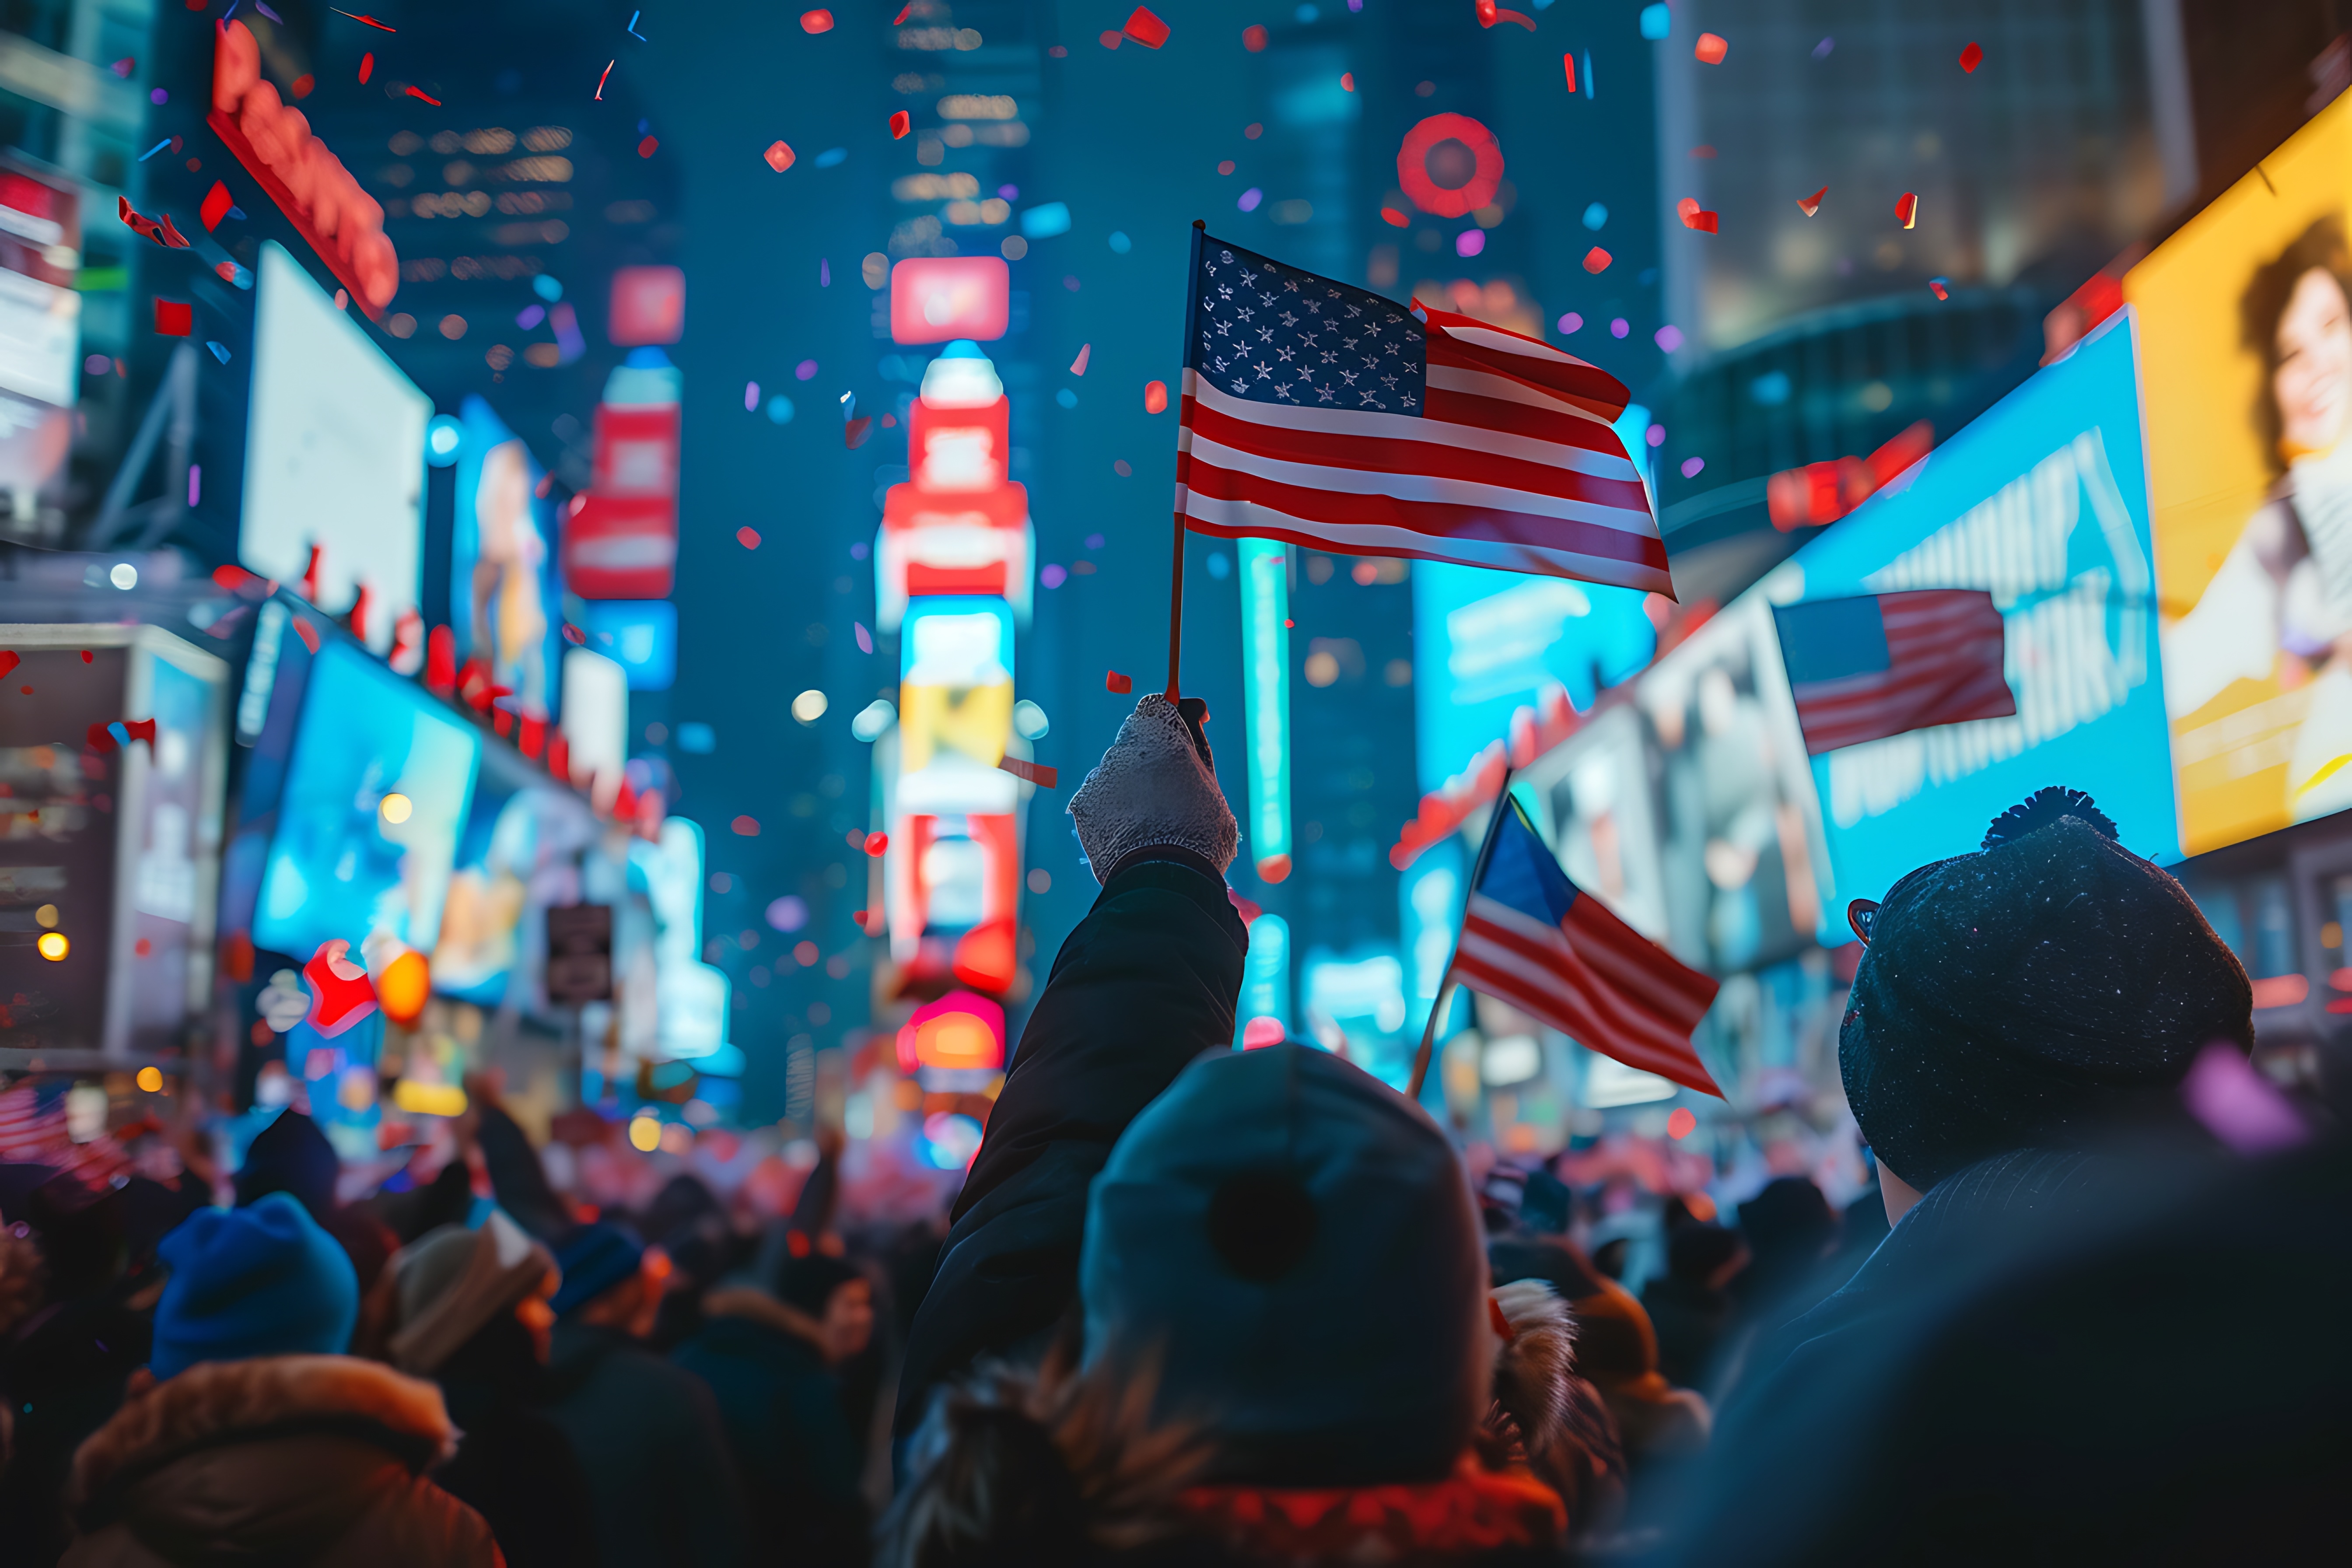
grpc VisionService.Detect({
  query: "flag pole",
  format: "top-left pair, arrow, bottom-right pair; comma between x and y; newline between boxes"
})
1168,220 -> 1207,698
1404,761 -> 1516,1105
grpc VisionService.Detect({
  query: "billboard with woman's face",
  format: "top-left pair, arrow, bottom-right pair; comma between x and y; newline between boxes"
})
2129,93 -> 2352,854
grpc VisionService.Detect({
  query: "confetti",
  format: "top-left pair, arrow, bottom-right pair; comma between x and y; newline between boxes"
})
255,4 -> 284,25
405,84 -> 441,105
1667,1107 -> 1696,1139
1928,277 -> 1950,301
358,50 -> 374,81
206,340 -> 231,363
200,180 -> 232,231
80,650 -> 93,663
1069,343 -> 1090,375
1099,29 -> 1122,49
1121,6 -> 1170,47
136,138 -> 171,164
1582,245 -> 1611,273
1797,186 -> 1826,217
737,526 -> 761,549
889,109 -> 911,138
732,816 -> 760,836
118,197 -> 186,250
999,756 -> 1058,789
109,57 -> 133,77
0,653 -> 14,681
801,9 -> 833,32
154,298 -> 192,336
1474,0 -> 1536,29
329,8 -> 397,30
893,4 -> 912,22
1959,41 -> 1983,74
1144,379 -> 1168,413
291,615 -> 321,654
1105,670 -> 1133,694
627,10 -> 646,39
1895,191 -> 1918,229
845,416 -> 873,449
1694,31 -> 1727,63
1379,206 -> 1409,227
1340,72 -> 1353,91
865,832 -> 889,856
1676,198 -> 1718,232
85,718 -> 158,755
597,60 -> 613,98
854,622 -> 872,653
765,140 -> 795,172
1562,53 -> 1575,93
1812,35 -> 1834,59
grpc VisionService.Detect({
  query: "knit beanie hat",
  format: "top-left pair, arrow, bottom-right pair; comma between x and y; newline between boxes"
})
387,1211 -> 555,1374
232,1108 -> 340,1216
550,1222 -> 644,1318
1081,1043 -> 1490,1488
777,1253 -> 864,1317
152,1192 -> 359,1380
1841,788 -> 2253,1193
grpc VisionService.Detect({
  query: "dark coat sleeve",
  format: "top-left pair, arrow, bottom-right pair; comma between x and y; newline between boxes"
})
893,850 -> 1247,1435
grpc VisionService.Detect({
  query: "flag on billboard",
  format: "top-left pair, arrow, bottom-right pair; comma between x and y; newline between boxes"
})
1174,232 -> 1673,595
1453,795 -> 1723,1096
1771,589 -> 2015,756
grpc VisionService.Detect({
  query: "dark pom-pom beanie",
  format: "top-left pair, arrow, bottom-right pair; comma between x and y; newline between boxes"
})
1840,788 -> 2251,1192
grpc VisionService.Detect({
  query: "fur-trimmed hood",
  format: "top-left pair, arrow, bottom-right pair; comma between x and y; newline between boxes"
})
67,1354 -> 471,1564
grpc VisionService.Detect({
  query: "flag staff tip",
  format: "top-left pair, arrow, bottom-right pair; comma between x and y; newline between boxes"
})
1193,218 -> 1205,229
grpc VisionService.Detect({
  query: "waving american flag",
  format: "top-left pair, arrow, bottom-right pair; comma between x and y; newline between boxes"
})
1174,231 -> 1674,595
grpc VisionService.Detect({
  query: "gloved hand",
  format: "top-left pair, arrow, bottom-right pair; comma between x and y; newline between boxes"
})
1069,693 -> 1239,883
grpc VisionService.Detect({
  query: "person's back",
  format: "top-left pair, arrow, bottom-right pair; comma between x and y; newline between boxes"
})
542,1223 -> 746,1568
59,1194 -> 498,1568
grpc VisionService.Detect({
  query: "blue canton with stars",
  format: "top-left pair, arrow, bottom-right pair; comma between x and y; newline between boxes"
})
1186,236 -> 1426,413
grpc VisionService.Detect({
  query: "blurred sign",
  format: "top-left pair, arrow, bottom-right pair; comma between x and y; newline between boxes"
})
1239,539 -> 1292,881
545,903 -> 613,1004
566,402 -> 681,598
1781,312 -> 2174,917
0,164 -> 79,410
2127,91 -> 2352,854
559,648 -> 628,801
451,396 -> 563,718
1234,912 -> 1290,1048
576,600 -> 677,690
608,265 -> 685,346
889,257 -> 1009,343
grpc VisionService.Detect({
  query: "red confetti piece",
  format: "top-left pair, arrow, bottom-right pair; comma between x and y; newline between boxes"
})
801,9 -> 834,32
597,60 -> 613,98
1122,6 -> 1170,47
892,4 -> 912,22
86,721 -> 119,752
1144,379 -> 1168,413
1582,246 -> 1612,273
1105,670 -> 1133,694
154,298 -> 192,336
1243,24 -> 1267,51
199,180 -> 232,232
846,415 -> 873,449
291,616 -> 321,654
1895,191 -> 1918,229
1797,186 -> 1826,217
405,85 -> 441,105
1380,206 -> 1409,227
737,526 -> 761,550
765,140 -> 796,172
330,9 -> 397,31
0,653 -> 16,681
732,815 -> 761,835
864,832 -> 889,858
638,136 -> 658,158
290,73 -> 314,99
998,756 -> 1058,789
1928,277 -> 1951,301
1340,72 -> 1354,91
1562,53 -> 1575,93
1069,343 -> 1091,376
304,940 -> 379,1037
79,650 -> 92,663
358,51 -> 373,83
1684,209 -> 1718,234
1694,32 -> 1727,64
1667,1106 -> 1697,1139
889,109 -> 911,138
1959,41 -> 1983,74
1099,29 -> 1122,49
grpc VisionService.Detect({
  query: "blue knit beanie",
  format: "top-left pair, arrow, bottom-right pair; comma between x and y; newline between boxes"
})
550,1222 -> 645,1317
1081,1044 -> 1490,1487
152,1192 -> 360,1380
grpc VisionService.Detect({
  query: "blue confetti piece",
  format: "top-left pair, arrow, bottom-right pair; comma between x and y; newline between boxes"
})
255,1 -> 282,21
1813,36 -> 1834,59
224,0 -> 238,18
136,139 -> 171,162
627,9 -> 646,38
206,341 -> 231,364
812,147 -> 847,168
226,205 -> 245,220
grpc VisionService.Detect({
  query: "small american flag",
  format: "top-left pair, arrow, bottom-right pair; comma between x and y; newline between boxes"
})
0,1082 -> 133,1190
1771,590 -> 2015,756
1454,797 -> 1723,1097
1175,232 -> 1673,595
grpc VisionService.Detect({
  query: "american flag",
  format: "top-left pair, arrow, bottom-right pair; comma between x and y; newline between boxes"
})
1771,589 -> 2015,756
1453,796 -> 1724,1098
1174,232 -> 1673,595
0,1082 -> 133,1190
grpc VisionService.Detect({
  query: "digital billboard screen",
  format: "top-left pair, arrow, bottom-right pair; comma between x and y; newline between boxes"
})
1777,312 -> 2175,919
452,396 -> 564,719
242,242 -> 430,653
432,742 -> 597,1015
2125,92 -> 2352,854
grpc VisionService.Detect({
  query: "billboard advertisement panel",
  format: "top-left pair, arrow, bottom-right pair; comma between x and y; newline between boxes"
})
242,243 -> 429,652
2125,92 -> 2352,854
451,396 -> 564,720
1778,313 -> 2175,915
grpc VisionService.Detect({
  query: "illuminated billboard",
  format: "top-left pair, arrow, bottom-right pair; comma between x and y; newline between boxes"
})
2125,92 -> 2352,854
451,396 -> 563,719
242,242 -> 430,653
889,257 -> 1010,344
1238,539 -> 1292,881
1778,312 -> 2175,915
878,345 -> 1032,630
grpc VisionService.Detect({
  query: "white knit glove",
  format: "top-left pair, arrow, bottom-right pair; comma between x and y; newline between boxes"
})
1069,694 -> 1239,883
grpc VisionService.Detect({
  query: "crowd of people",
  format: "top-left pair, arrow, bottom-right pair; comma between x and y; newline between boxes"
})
2,699 -> 2346,1565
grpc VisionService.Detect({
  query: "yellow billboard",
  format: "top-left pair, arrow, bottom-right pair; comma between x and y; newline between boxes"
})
2128,91 -> 2352,853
